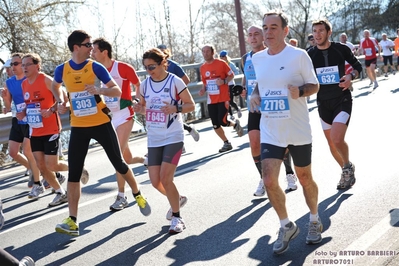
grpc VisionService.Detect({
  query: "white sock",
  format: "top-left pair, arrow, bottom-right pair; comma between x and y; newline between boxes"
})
118,192 -> 125,198
280,218 -> 291,228
309,213 -> 319,222
55,187 -> 65,194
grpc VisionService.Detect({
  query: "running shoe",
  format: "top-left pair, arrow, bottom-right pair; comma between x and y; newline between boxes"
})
28,184 -> 44,200
135,194 -> 151,216
285,174 -> 298,192
110,195 -> 128,211
43,172 -> 66,190
48,192 -> 68,207
169,216 -> 186,234
337,163 -> 356,189
143,156 -> 148,168
273,221 -> 300,254
189,126 -> 200,142
384,73 -> 388,77
373,81 -> 379,90
80,168 -> 90,185
24,169 -> 30,176
219,142 -> 232,153
0,197 -> 4,230
19,256 -> 35,266
166,196 -> 188,220
28,171 -> 34,188
235,119 -> 244,137
237,108 -> 242,118
306,218 -> 323,245
254,179 -> 266,197
55,217 -> 79,236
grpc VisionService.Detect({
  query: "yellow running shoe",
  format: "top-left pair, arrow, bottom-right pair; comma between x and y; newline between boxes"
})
55,217 -> 79,236
135,194 -> 151,216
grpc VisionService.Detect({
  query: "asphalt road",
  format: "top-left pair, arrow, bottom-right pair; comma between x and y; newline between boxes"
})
0,74 -> 398,266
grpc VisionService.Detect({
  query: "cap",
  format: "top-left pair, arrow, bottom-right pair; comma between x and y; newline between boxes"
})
308,35 -> 314,41
3,59 -> 11,68
157,44 -> 167,50
219,50 -> 228,57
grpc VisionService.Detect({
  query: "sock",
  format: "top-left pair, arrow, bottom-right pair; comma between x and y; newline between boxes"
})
310,213 -> 319,222
224,140 -> 230,144
118,192 -> 125,198
183,124 -> 191,132
56,172 -> 61,178
172,211 -> 180,218
133,191 -> 141,198
280,218 -> 291,228
253,155 -> 262,176
283,152 -> 294,175
70,216 -> 77,223
34,181 -> 41,185
55,187 -> 66,194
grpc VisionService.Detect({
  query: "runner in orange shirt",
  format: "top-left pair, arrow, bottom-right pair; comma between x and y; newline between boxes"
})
394,28 -> 399,73
20,53 -> 72,207
199,44 -> 244,153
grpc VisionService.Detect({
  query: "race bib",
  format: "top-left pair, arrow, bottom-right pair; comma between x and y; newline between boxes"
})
316,66 -> 339,85
365,48 -> 372,56
146,109 -> 166,129
15,102 -> 27,122
104,96 -> 119,110
260,88 -> 290,119
206,79 -> 220,95
70,91 -> 97,117
26,103 -> 43,128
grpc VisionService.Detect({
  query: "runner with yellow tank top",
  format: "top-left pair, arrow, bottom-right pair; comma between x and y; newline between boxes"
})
52,30 -> 151,236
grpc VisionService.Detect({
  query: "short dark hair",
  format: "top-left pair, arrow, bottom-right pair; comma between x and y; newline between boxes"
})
263,11 -> 289,29
312,19 -> 332,32
22,53 -> 41,65
142,48 -> 167,65
93,37 -> 113,59
67,30 -> 91,52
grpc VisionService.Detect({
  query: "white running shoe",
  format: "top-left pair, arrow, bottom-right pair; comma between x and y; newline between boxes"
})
285,174 -> 298,192
80,168 -> 89,185
169,216 -> 186,234
189,126 -> 200,142
28,184 -> 44,200
254,179 -> 266,197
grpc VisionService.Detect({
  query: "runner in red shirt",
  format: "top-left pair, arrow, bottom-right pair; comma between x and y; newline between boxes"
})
359,29 -> 380,90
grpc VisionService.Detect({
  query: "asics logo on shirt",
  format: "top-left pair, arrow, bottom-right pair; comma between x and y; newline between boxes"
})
264,89 -> 282,96
320,67 -> 335,73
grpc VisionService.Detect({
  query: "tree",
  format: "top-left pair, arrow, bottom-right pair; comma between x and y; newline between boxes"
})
0,0 -> 84,74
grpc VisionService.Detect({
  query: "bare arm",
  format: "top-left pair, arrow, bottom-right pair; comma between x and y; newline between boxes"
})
288,83 -> 319,99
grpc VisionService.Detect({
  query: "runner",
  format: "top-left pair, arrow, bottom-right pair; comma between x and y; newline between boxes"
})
250,11 -> 322,254
240,25 -> 297,197
133,48 -> 195,234
199,44 -> 244,153
92,37 -> 147,211
1,53 -> 40,189
308,19 -> 362,190
52,30 -> 151,236
359,29 -> 380,90
20,53 -> 70,206
379,33 -> 395,77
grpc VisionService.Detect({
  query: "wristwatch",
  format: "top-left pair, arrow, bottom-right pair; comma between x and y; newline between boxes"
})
50,106 -> 56,113
350,72 -> 356,80
176,104 -> 182,113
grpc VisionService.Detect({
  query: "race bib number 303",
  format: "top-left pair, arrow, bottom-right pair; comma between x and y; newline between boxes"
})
260,88 -> 290,119
316,66 -> 339,85
70,91 -> 98,117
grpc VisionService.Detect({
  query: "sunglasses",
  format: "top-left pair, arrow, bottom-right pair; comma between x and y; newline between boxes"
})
144,64 -> 159,71
77,42 -> 93,48
10,62 -> 22,66
22,62 -> 36,68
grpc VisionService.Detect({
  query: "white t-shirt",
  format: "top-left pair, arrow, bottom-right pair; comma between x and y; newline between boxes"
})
380,39 -> 394,56
140,73 -> 186,147
252,45 -> 318,147
341,41 -> 355,66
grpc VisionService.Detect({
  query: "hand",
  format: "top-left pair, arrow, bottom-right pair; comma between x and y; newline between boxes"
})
216,78 -> 224,86
161,101 -> 177,114
338,74 -> 352,91
57,102 -> 68,114
16,110 -> 26,121
199,87 -> 205,96
41,108 -> 53,118
85,84 -> 101,95
288,84 -> 300,99
133,103 -> 144,114
249,93 -> 261,113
